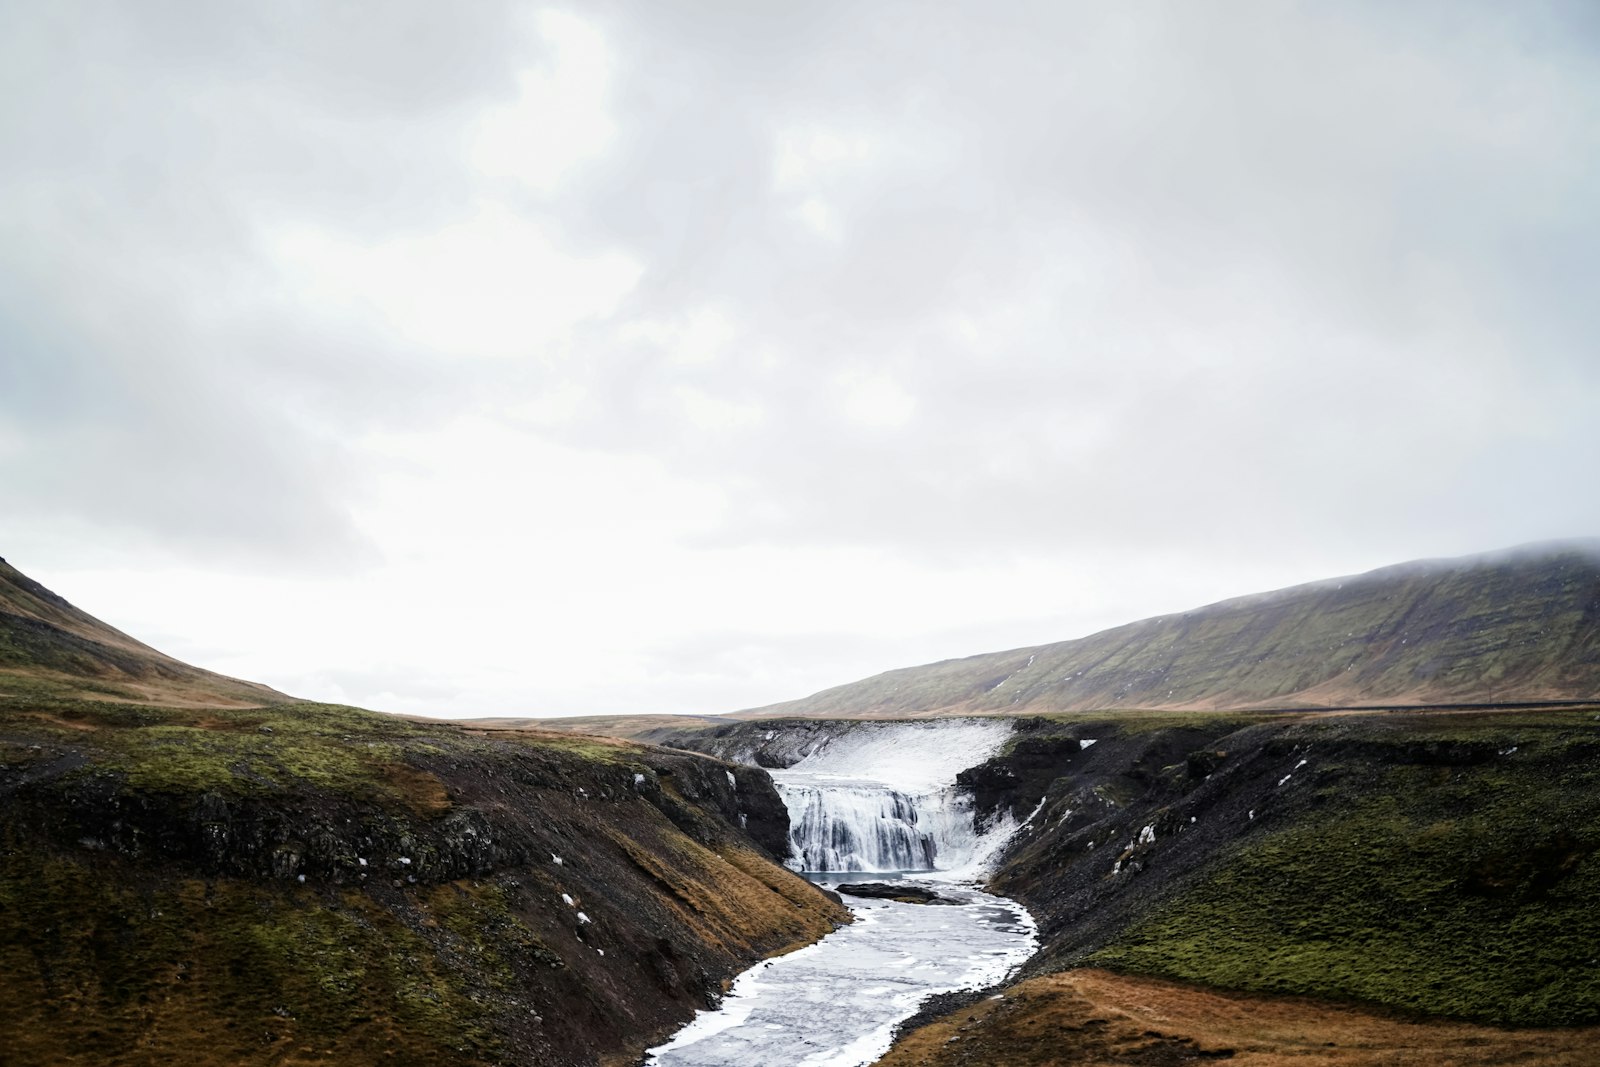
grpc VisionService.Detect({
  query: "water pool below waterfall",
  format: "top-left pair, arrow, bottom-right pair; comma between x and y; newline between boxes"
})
643,882 -> 1036,1067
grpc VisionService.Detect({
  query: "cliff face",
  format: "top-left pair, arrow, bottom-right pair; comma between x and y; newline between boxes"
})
736,542 -> 1600,719
643,717 -> 902,768
0,697 -> 846,1066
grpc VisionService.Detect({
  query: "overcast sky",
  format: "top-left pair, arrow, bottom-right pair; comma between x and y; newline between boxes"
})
2,1 -> 1596,718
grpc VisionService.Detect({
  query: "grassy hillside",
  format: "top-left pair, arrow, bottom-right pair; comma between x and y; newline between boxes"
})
739,542 -> 1600,719
0,558 -> 846,1065
1077,711 -> 1600,1024
960,707 -> 1600,1022
0,557 -> 289,707
460,713 -> 727,740
865,704 -> 1600,1063
0,694 -> 846,1066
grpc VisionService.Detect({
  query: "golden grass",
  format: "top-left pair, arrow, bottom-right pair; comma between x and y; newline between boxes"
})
875,969 -> 1600,1066
605,818 -> 847,959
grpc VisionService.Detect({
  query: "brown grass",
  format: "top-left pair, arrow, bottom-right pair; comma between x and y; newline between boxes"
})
30,711 -> 100,732
875,969 -> 1600,1066
605,820 -> 846,960
379,761 -> 452,816
456,715 -> 693,737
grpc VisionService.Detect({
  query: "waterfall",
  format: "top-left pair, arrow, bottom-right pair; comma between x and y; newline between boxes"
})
777,778 -> 972,872
766,720 -> 1014,874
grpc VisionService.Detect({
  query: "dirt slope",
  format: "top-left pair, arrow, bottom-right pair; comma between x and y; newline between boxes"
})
876,969 -> 1600,1067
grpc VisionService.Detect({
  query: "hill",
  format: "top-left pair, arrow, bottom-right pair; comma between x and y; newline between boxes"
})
458,713 -> 727,740
0,556 -> 291,707
736,541 -> 1600,719
0,559 -> 846,1066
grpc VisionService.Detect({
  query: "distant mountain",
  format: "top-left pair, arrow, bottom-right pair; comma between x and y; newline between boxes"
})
736,541 -> 1600,719
0,556 -> 290,706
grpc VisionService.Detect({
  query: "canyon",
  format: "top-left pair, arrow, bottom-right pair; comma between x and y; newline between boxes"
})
3,543 -> 1599,1064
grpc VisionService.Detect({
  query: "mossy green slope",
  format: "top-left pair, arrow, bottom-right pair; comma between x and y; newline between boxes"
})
942,707 -> 1600,1028
0,861 -> 505,1065
738,542 -> 1600,718
1084,711 -> 1600,1025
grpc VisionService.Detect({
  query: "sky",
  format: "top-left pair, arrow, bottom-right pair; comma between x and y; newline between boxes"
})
2,1 -> 1597,718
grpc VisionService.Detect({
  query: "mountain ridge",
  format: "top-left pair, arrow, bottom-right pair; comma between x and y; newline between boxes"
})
0,556 -> 290,707
733,540 -> 1600,720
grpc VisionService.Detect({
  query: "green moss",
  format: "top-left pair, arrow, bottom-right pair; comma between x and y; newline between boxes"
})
1091,780 -> 1140,808
1040,710 -> 1268,732
0,695 -> 641,808
431,881 -> 563,990
0,852 -> 497,1064
509,731 -> 648,770
0,696 -> 476,813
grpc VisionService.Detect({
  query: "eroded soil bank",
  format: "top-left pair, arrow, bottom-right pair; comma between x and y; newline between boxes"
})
876,968 -> 1600,1066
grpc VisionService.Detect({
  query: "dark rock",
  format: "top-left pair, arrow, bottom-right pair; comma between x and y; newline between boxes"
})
834,882 -> 956,904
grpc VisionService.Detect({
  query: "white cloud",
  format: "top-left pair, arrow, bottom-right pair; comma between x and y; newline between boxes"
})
664,386 -> 766,434
773,127 -> 875,192
467,10 -> 617,195
621,306 -> 739,367
834,369 -> 917,430
3,0 -> 1598,720
503,381 -> 591,429
792,196 -> 843,241
773,126 -> 877,241
272,204 -> 642,359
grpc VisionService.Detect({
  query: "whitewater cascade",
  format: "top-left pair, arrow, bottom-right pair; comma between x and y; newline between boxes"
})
768,720 -> 1015,874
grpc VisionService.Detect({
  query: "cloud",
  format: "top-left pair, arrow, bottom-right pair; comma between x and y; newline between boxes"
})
535,0 -> 1600,567
2,1 -> 1597,715
272,205 -> 643,360
468,10 -> 618,195
0,1 -> 538,566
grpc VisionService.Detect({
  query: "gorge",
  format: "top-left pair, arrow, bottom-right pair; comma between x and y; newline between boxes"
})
4,544 -> 1600,1065
642,719 -> 1038,1065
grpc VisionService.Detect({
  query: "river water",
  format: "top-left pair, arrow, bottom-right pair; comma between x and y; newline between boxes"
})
645,720 -> 1035,1066
644,880 -> 1036,1067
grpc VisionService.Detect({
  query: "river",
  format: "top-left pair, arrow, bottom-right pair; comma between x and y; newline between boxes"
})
644,880 -> 1036,1067
644,719 -> 1036,1066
